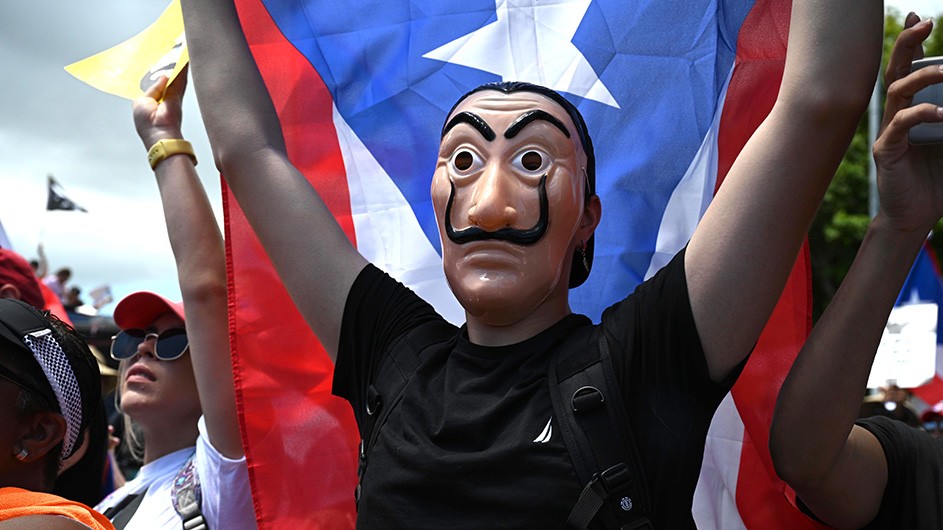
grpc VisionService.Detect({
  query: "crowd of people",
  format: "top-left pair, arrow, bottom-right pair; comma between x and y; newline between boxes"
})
0,1 -> 941,529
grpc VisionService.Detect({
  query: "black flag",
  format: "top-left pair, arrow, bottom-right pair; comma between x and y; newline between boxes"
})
46,175 -> 87,212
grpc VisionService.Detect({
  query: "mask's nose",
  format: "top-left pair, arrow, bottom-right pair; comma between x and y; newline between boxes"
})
466,162 -> 520,232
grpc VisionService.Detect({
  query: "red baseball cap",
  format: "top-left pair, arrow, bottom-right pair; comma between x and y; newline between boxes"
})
0,249 -> 44,309
113,291 -> 186,330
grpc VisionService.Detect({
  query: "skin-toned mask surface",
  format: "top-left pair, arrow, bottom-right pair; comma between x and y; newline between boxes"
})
431,90 -> 600,334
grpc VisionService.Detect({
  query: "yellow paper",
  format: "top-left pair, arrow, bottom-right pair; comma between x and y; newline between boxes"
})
65,0 -> 188,100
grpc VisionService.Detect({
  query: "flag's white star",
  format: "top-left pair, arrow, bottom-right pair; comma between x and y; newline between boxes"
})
423,0 -> 619,108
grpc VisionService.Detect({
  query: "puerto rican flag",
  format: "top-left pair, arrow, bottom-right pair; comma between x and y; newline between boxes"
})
225,0 -> 820,528
901,245 -> 943,407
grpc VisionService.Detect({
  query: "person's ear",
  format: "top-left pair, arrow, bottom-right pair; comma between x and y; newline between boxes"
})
577,194 -> 601,242
0,284 -> 22,300
16,412 -> 67,463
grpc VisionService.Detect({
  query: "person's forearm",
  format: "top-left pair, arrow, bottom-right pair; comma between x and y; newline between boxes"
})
181,0 -> 286,167
179,0 -> 367,359
154,153 -> 242,458
770,215 -> 927,487
35,244 -> 48,278
155,157 -> 227,316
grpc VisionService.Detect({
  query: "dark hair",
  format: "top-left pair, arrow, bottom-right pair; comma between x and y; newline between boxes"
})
445,81 -> 597,287
53,403 -> 110,506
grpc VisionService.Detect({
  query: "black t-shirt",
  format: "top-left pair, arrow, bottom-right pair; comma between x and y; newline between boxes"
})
334,250 -> 739,529
856,416 -> 943,530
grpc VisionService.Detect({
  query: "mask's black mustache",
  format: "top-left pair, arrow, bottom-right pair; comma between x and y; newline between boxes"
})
444,174 -> 548,245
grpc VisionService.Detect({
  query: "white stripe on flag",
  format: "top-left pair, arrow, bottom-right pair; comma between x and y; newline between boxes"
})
333,104 -> 464,325
640,65 -> 748,527
643,67 -> 733,280
693,392 -> 748,530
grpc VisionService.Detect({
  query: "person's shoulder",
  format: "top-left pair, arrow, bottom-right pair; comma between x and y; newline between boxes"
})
0,514 -> 100,530
600,247 -> 690,326
856,415 -> 943,460
857,415 -> 920,436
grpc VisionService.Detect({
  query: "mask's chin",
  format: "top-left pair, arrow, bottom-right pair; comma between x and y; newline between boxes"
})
443,245 -> 568,329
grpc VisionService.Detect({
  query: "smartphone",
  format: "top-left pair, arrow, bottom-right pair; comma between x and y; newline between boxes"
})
909,56 -> 943,145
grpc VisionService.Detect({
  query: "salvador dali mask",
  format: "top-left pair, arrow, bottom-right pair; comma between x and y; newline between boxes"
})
431,90 -> 596,329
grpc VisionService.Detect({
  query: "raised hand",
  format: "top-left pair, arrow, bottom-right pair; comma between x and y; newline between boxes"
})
132,68 -> 187,150
874,16 -> 943,234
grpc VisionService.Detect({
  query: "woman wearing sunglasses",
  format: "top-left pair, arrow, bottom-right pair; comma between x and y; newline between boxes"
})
93,70 -> 256,529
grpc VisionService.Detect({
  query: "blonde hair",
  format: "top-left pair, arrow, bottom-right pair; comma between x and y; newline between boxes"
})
114,360 -> 145,465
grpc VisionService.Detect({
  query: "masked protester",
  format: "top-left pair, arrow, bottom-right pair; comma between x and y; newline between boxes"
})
181,0 -> 883,526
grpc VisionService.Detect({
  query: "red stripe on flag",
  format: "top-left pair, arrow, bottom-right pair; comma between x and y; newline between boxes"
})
715,0 -> 788,192
914,375 -> 943,406
715,0 -> 828,527
225,1 -> 360,528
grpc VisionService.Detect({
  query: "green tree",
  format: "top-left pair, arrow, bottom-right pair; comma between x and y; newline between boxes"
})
811,9 -> 943,319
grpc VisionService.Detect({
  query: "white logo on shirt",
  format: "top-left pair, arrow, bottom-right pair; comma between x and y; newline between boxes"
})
533,417 -> 553,443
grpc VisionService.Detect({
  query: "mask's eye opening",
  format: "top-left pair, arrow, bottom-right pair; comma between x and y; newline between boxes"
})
454,151 -> 473,171
521,151 -> 542,171
451,149 -> 483,174
512,149 -> 549,174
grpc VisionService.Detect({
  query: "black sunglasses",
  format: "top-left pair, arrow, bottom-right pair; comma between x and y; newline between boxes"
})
110,328 -> 189,361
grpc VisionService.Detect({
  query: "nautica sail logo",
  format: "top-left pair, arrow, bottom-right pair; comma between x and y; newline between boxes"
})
533,418 -> 553,443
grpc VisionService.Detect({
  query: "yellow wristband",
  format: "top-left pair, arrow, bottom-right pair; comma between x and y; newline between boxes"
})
147,139 -> 197,170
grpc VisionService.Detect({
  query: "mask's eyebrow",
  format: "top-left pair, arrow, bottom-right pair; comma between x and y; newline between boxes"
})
504,110 -> 571,140
441,111 -> 496,141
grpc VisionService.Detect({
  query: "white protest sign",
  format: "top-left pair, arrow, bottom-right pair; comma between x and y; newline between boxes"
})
868,302 -> 938,388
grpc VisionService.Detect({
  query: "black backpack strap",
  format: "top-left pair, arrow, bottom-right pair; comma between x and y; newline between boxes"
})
104,490 -> 146,529
171,454 -> 207,530
355,321 -> 453,507
549,328 -> 653,530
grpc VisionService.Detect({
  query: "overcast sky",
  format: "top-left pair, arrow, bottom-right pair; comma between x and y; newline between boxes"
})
0,1 -> 939,315
0,0 -> 215,311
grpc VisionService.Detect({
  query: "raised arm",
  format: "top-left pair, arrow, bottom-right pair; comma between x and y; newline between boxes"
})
180,0 -> 367,359
132,73 -> 242,458
685,0 -> 883,381
34,243 -> 48,279
770,17 -> 943,529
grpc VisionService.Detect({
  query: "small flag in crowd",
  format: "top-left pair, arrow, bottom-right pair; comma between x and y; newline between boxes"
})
900,244 -> 943,405
47,175 -> 88,213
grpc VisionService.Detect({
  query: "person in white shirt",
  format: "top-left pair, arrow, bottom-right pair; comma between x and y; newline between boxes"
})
94,70 -> 256,530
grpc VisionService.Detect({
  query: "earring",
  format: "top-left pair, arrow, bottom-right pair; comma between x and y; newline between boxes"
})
580,242 -> 589,272
14,448 -> 28,462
